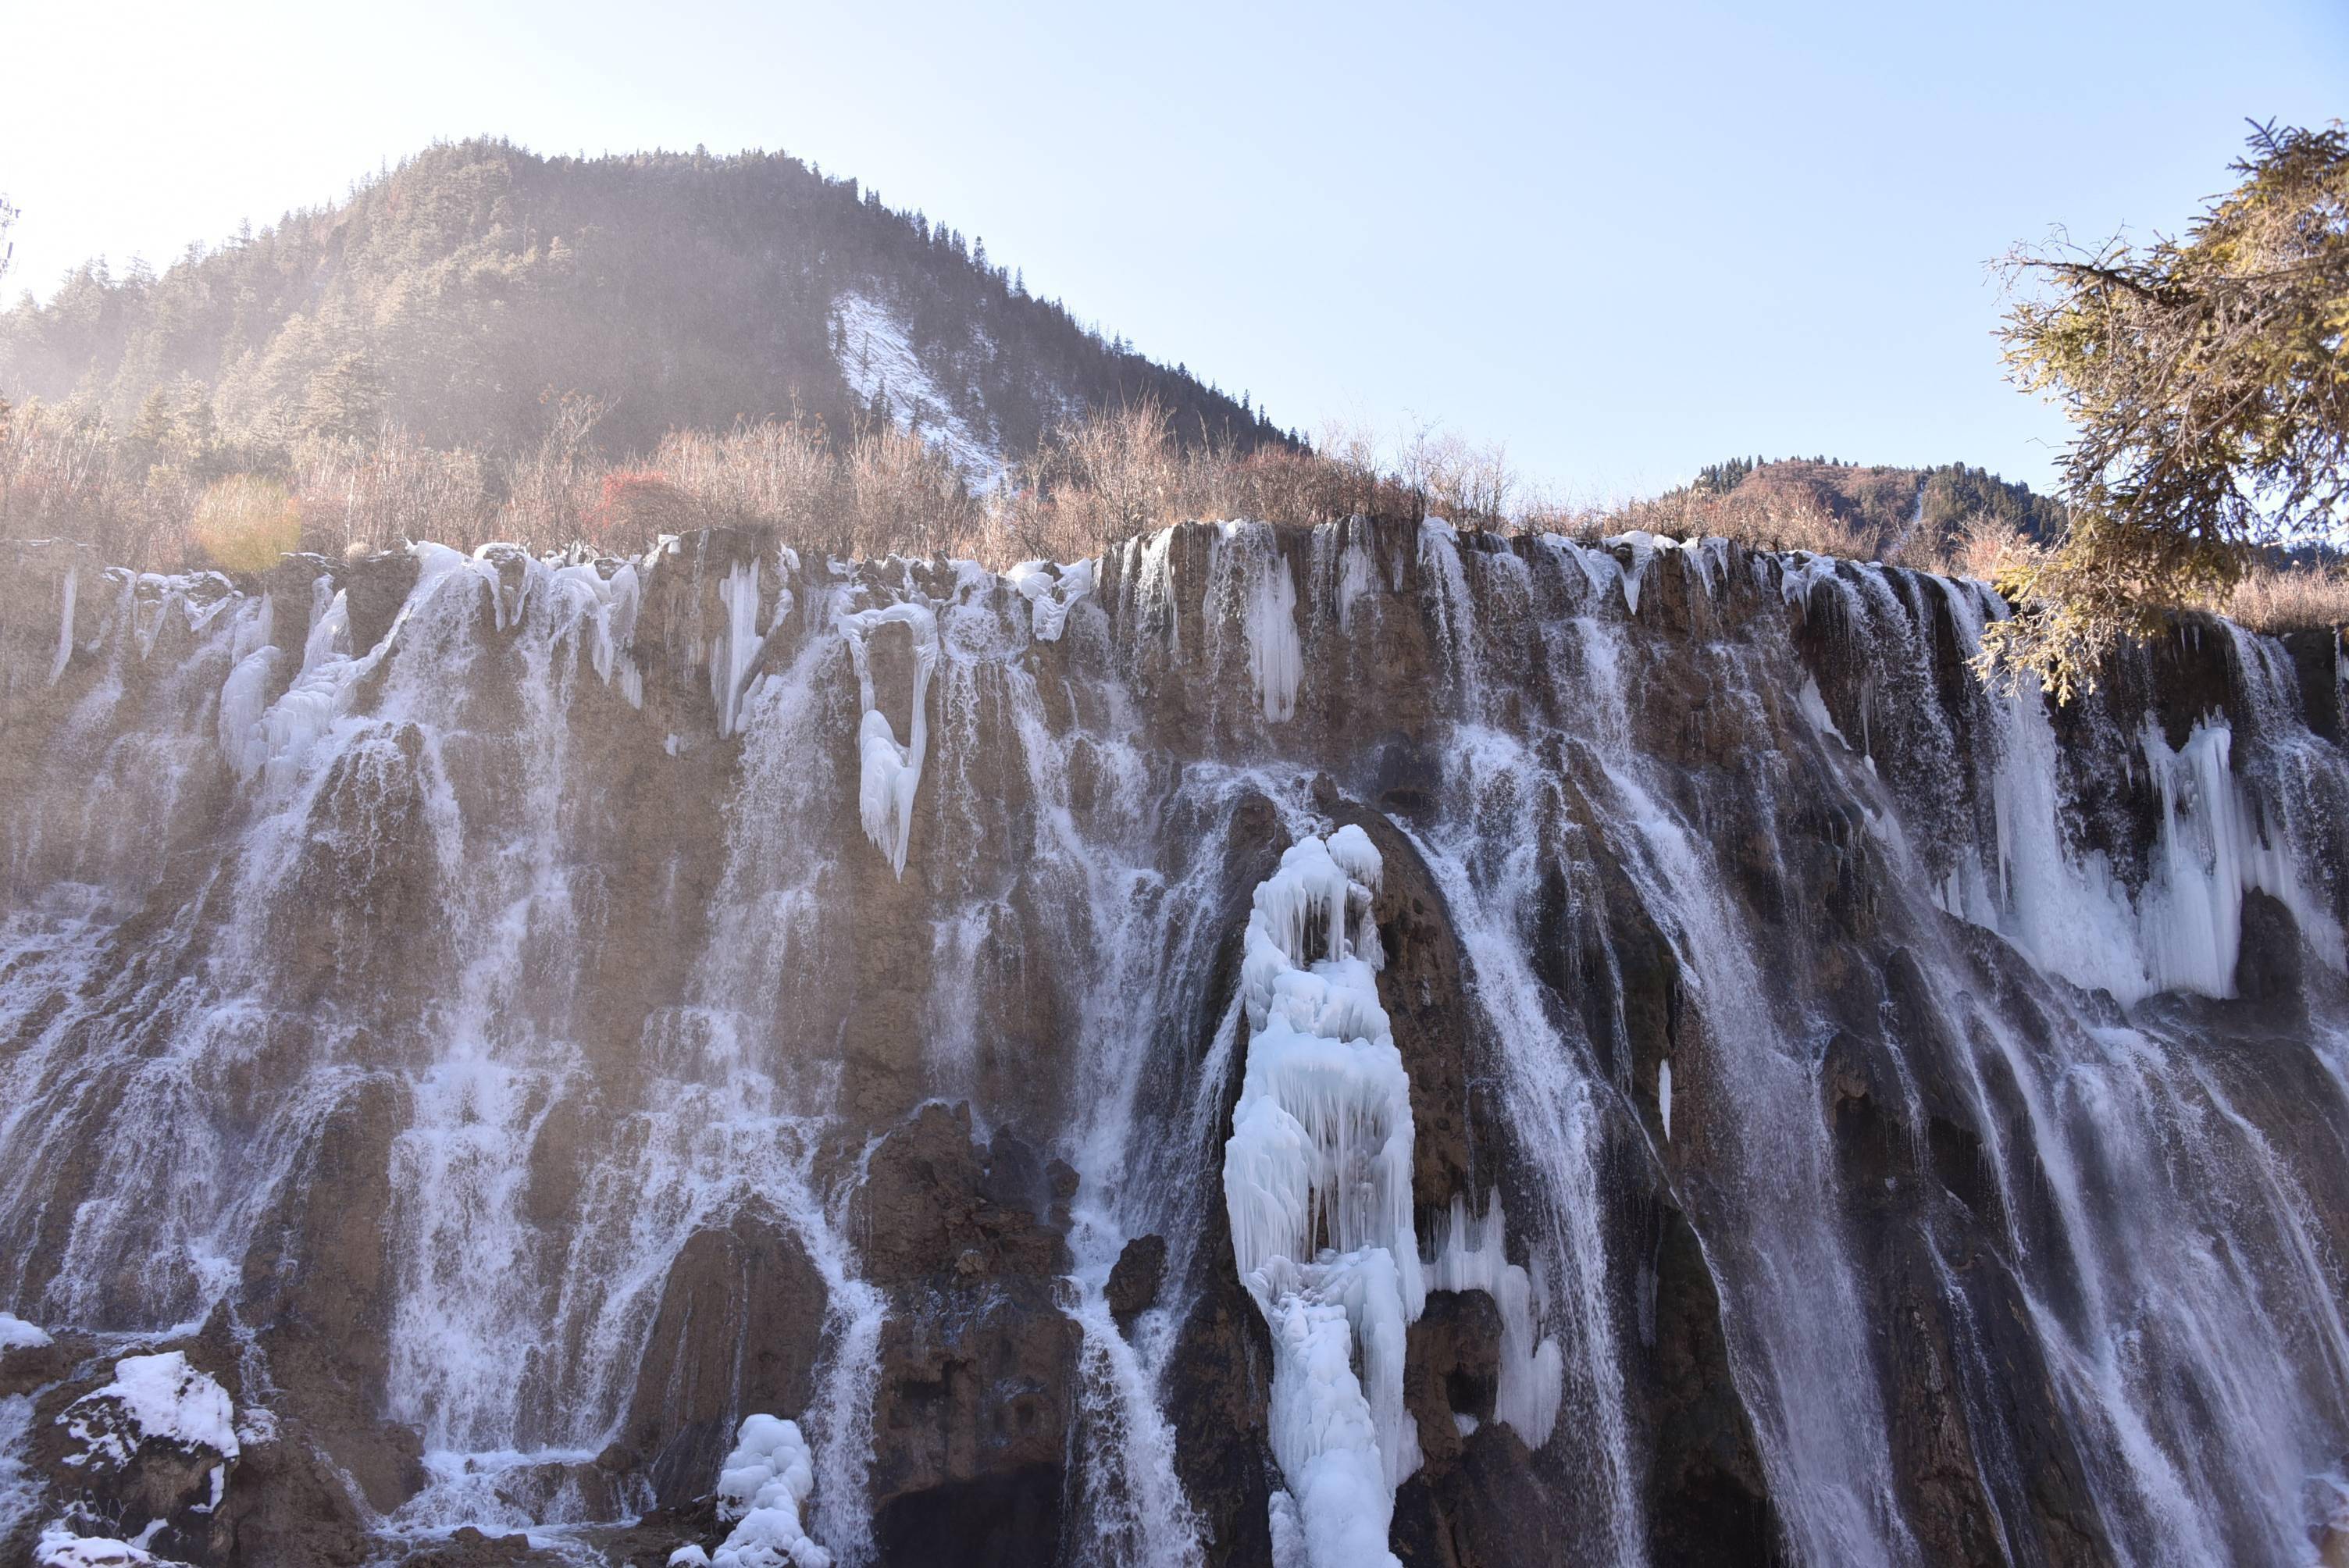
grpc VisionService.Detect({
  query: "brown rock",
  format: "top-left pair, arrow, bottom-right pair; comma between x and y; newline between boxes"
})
1403,1289 -> 1503,1472
622,1203 -> 830,1507
1106,1234 -> 1167,1321
854,1103 -> 1073,1287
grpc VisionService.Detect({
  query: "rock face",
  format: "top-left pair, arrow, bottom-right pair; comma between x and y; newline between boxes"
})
2,521 -> 2348,1566
1107,1235 -> 1167,1321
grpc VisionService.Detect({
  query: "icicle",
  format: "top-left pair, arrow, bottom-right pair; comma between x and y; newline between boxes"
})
48,565 -> 77,685
839,600 -> 939,876
1604,530 -> 1669,616
216,644 -> 283,780
712,559 -> 765,737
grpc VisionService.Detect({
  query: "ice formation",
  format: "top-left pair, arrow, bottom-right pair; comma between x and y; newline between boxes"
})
16,515 -> 2349,1566
1117,526 -> 1184,653
1005,558 -> 1095,643
48,565 -> 77,686
707,1414 -> 830,1568
62,1353 -> 239,1465
1937,672 -> 2339,1003
1224,826 -> 1421,1567
1207,522 -> 1303,721
1423,1196 -> 1566,1448
2136,715 -> 2337,996
1331,533 -> 1378,633
554,558 -> 644,711
712,559 -> 765,737
1242,551 -> 1301,721
840,600 -> 940,876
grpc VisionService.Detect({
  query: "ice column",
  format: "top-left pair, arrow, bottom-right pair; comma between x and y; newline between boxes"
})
1223,826 -> 1421,1568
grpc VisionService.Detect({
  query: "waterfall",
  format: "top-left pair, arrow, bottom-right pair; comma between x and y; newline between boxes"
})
5,521 -> 2348,1566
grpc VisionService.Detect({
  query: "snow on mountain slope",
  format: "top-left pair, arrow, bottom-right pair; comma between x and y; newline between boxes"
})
832,290 -> 1009,488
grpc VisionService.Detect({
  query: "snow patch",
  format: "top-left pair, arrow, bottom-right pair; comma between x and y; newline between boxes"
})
36,1525 -> 180,1566
0,1313 -> 52,1352
832,289 -> 1005,486
62,1353 -> 238,1469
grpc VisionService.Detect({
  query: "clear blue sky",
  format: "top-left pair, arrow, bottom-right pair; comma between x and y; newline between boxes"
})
7,0 -> 2344,499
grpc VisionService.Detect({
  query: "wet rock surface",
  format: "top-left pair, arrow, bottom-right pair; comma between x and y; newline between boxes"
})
1106,1234 -> 1167,1321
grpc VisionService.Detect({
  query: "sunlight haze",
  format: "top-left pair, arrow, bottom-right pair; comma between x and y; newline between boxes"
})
8,0 -> 2344,496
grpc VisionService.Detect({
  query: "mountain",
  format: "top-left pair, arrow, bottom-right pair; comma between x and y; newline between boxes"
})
4,519 -> 2347,1566
0,138 -> 1290,476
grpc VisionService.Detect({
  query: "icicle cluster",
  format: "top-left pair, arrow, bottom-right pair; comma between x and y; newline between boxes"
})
212,543 -> 649,803
1422,1196 -> 1566,1448
1207,522 -> 1301,721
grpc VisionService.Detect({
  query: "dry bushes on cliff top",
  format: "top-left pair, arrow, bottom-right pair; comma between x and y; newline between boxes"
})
0,394 -> 1459,572
2,392 -> 2342,636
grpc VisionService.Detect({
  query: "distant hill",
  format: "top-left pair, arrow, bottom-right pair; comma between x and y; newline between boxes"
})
1607,454 -> 2069,565
1695,454 -> 2064,541
0,139 -> 1289,477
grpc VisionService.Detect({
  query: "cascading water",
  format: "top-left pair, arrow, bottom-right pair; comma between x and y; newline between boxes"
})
3,516 -> 2347,1568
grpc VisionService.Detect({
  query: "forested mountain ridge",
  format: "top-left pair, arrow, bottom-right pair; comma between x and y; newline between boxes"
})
1644,453 -> 2069,561
1694,454 -> 2066,540
0,138 -> 1289,471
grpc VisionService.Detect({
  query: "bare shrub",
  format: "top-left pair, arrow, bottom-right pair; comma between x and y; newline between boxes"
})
2222,564 -> 2349,633
655,419 -> 835,539
292,429 -> 494,558
1596,483 -> 1874,559
193,476 -> 302,575
495,392 -> 605,550
586,472 -> 706,554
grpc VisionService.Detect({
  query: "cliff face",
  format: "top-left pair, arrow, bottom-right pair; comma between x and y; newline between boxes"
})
1,518 -> 2345,1568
